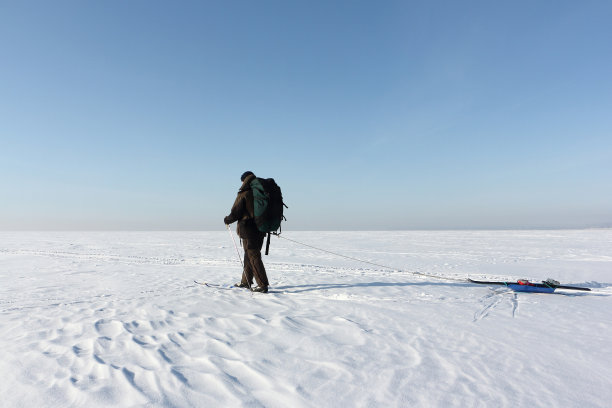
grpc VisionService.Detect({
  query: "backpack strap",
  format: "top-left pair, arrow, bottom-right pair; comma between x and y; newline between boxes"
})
265,233 -> 271,255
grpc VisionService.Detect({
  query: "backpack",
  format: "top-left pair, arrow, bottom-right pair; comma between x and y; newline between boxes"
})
250,177 -> 287,254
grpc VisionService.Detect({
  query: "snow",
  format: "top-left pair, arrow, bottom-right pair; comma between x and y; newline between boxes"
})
1,230 -> 611,407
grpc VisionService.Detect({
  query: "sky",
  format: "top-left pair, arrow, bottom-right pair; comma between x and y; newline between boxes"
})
1,0 -> 611,230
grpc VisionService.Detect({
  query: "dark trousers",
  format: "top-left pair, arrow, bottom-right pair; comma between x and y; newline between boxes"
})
241,236 -> 269,288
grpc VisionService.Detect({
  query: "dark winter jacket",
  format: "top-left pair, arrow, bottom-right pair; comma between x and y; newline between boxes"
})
224,173 -> 265,240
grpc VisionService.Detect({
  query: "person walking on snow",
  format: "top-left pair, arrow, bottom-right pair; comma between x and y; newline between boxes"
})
224,171 -> 269,293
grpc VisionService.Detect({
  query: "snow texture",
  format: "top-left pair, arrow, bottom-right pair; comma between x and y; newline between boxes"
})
1,230 -> 611,407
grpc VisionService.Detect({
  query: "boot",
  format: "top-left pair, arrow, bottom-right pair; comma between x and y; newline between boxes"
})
252,286 -> 268,293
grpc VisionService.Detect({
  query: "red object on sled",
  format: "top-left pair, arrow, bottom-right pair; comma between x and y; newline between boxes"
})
517,279 -> 534,286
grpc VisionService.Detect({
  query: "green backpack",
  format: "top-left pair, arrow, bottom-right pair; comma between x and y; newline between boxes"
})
250,177 -> 287,254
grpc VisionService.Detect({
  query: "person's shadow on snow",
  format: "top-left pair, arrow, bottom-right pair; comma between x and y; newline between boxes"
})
273,281 -> 467,293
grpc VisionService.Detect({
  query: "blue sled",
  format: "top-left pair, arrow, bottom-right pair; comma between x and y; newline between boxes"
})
468,279 -> 590,293
506,284 -> 555,293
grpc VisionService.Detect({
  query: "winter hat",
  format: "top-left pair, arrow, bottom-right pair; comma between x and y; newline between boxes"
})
240,171 -> 254,182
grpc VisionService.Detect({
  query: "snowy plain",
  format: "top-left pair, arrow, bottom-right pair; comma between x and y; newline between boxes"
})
1,230 -> 611,408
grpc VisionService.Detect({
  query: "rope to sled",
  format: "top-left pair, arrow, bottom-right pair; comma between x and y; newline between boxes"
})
276,234 -> 468,283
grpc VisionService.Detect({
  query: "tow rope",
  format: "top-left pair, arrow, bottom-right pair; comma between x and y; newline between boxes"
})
276,234 -> 468,283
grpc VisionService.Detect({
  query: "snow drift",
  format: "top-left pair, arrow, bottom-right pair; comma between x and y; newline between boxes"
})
1,230 -> 611,407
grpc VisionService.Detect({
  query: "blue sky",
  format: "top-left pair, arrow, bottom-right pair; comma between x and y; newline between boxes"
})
1,1 -> 611,230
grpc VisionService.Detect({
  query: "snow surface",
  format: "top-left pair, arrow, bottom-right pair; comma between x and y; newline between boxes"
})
1,230 -> 611,408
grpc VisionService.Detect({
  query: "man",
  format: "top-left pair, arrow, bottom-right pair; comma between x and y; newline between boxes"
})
224,171 -> 269,293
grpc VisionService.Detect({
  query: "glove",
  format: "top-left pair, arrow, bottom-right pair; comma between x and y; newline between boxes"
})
224,216 -> 231,225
